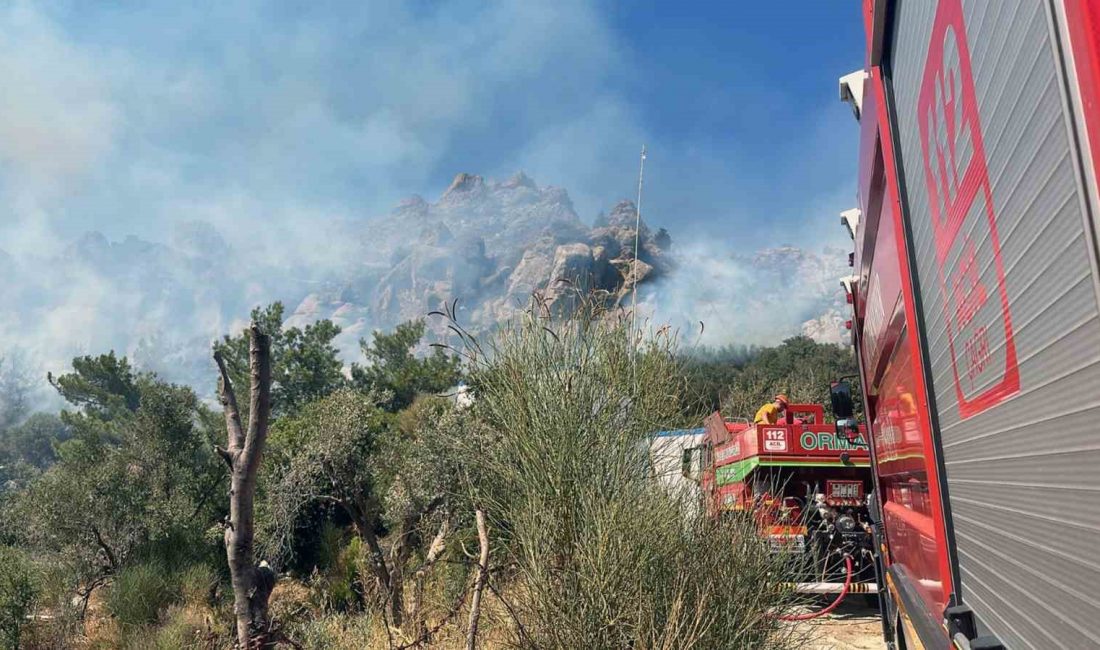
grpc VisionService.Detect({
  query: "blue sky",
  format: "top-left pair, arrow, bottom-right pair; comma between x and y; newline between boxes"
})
0,1 -> 865,257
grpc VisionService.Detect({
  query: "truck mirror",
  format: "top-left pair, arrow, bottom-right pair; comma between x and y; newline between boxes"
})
830,379 -> 855,419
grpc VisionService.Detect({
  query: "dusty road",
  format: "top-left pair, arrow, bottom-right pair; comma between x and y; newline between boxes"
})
794,599 -> 884,649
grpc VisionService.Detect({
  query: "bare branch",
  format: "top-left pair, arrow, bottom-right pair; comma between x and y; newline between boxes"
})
416,520 -> 450,576
215,445 -> 234,469
398,577 -> 471,650
412,519 -> 451,643
394,494 -> 445,565
89,525 -> 118,573
466,508 -> 490,650
486,575 -> 532,646
214,349 -> 245,453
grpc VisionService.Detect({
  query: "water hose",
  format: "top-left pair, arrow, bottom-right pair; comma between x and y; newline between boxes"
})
775,554 -> 853,622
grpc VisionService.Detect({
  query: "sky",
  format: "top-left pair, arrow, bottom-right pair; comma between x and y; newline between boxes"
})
0,0 -> 865,257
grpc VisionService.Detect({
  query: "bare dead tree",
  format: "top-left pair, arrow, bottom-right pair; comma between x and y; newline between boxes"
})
465,508 -> 489,650
215,324 -> 276,649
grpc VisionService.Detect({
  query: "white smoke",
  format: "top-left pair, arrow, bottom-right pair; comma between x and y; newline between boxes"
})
643,239 -> 849,349
0,1 -> 855,400
0,223 -> 351,398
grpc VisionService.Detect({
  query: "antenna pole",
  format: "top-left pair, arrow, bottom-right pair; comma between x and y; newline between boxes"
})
631,145 -> 646,376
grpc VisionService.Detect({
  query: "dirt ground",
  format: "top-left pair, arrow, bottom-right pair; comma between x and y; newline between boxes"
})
794,598 -> 885,650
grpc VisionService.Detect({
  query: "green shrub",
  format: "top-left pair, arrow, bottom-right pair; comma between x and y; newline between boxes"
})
106,562 -> 180,633
315,520 -> 347,572
446,300 -> 807,649
290,612 -> 376,650
178,563 -> 218,608
307,535 -> 366,614
123,604 -> 226,650
721,336 -> 859,421
0,546 -> 38,650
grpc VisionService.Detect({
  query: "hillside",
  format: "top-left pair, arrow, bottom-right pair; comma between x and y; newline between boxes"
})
286,172 -> 675,356
0,172 -> 848,396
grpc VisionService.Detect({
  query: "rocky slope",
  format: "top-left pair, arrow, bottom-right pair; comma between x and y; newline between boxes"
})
285,172 -> 674,356
0,172 -> 849,400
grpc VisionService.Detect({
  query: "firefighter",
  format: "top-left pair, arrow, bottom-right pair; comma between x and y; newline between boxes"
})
754,394 -> 788,424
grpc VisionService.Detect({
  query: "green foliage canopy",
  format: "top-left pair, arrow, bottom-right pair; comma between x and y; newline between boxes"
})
721,335 -> 860,421
0,546 -> 37,650
49,352 -> 141,421
350,319 -> 460,413
7,356 -> 224,587
678,343 -> 763,415
213,302 -> 346,418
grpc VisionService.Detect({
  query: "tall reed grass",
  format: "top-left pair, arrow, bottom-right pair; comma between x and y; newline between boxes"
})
443,297 -> 807,649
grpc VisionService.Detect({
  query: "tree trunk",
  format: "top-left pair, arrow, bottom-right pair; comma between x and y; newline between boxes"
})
466,509 -> 489,650
413,521 -> 449,642
357,515 -> 394,595
390,561 -> 406,628
389,495 -> 445,629
215,325 -> 275,649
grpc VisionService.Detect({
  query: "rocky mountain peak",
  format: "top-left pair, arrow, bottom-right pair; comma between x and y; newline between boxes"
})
607,199 -> 641,228
395,195 -> 430,217
442,172 -> 486,200
292,172 -> 676,352
502,170 -> 537,190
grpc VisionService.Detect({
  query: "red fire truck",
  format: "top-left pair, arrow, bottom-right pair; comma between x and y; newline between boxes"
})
684,405 -> 879,603
838,1 -> 1100,647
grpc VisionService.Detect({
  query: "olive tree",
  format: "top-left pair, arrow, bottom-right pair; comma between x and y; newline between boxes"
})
262,389 -> 460,629
8,354 -> 224,614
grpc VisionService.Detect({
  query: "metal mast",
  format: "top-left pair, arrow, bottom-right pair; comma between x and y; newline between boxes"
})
631,145 -> 647,344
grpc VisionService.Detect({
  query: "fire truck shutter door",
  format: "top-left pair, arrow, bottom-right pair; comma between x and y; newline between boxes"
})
889,0 -> 1100,646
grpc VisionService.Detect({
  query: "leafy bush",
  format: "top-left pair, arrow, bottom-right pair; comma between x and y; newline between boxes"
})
7,358 -> 225,599
679,343 -> 763,415
106,562 -> 181,633
179,563 -> 218,608
124,604 -> 222,650
303,534 -> 371,616
0,546 -> 38,650
721,335 -> 859,421
350,319 -> 461,413
289,612 -> 377,650
315,520 -> 348,573
447,299 -> 806,648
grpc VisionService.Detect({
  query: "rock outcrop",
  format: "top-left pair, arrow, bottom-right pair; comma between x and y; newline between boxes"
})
289,173 -> 673,351
1,170 -> 854,406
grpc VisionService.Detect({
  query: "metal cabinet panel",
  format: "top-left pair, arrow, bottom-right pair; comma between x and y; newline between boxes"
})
889,0 -> 1100,646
